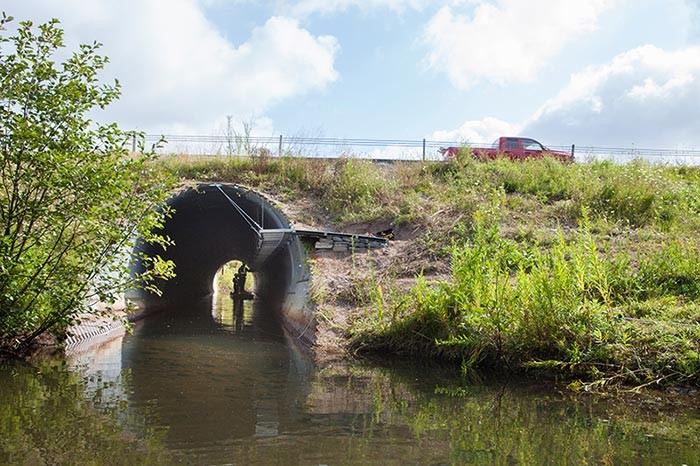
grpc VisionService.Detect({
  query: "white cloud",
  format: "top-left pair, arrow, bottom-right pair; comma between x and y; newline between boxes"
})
422,0 -> 617,89
435,45 -> 700,148
524,45 -> 700,146
430,117 -> 518,144
162,115 -> 277,155
8,1 -> 339,134
367,145 -> 423,160
279,0 -> 430,18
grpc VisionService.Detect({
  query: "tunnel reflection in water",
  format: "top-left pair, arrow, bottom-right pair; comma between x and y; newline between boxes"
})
120,295 -> 313,455
212,277 -> 255,333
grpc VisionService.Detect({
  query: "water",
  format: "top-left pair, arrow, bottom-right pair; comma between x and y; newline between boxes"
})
1,294 -> 699,465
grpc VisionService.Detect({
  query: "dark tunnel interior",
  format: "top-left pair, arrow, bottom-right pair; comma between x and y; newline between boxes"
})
131,184 -> 308,322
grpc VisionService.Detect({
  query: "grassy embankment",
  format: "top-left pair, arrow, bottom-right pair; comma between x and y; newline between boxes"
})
156,151 -> 700,390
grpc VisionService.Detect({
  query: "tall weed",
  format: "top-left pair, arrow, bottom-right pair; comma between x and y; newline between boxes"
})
323,159 -> 395,222
354,219 -> 699,386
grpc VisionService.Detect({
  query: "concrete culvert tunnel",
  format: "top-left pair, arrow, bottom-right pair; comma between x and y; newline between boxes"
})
131,183 -> 313,344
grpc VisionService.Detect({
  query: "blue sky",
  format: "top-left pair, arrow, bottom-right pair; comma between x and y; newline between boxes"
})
7,0 -> 700,149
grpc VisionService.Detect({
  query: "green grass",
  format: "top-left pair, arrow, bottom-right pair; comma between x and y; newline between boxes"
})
155,152 -> 700,390
156,154 -> 400,224
349,218 -> 699,389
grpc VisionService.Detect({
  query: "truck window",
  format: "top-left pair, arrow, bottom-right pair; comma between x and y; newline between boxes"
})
522,139 -> 544,150
505,138 -> 519,149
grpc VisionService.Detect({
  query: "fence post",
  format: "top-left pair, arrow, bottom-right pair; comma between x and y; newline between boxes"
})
132,132 -> 137,153
278,135 -> 283,157
571,144 -> 575,160
422,138 -> 426,161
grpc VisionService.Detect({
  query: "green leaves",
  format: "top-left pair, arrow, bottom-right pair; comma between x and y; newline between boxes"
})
0,13 -> 175,353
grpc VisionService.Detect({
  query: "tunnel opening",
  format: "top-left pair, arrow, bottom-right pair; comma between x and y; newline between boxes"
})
212,260 -> 256,331
214,260 -> 255,298
131,183 -> 314,345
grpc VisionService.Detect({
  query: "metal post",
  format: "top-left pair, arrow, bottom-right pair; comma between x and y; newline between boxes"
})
422,138 -> 426,161
278,134 -> 283,157
132,132 -> 137,153
571,144 -> 575,160
226,115 -> 234,156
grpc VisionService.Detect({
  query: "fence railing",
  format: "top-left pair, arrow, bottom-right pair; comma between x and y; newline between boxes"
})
140,133 -> 700,165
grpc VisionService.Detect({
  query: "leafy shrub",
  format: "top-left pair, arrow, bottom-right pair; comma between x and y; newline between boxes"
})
0,16 -> 174,353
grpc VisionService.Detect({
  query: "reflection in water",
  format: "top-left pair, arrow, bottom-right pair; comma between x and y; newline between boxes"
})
1,294 -> 699,465
0,359 -> 180,465
118,296 -> 305,459
212,284 -> 256,333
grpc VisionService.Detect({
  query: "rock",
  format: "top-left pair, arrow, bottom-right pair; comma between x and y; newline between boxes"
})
315,239 -> 333,250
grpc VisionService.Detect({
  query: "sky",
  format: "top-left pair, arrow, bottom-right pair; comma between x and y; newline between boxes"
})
5,0 -> 700,149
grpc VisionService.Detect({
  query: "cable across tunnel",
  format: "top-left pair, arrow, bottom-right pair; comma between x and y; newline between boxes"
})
211,183 -> 297,271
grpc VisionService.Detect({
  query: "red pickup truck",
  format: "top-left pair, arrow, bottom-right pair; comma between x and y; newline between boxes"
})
440,137 -> 573,162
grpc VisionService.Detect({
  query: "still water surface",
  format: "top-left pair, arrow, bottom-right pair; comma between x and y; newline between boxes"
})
1,294 -> 698,465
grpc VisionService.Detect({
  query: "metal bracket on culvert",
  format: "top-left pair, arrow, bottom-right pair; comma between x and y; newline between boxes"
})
295,229 -> 389,252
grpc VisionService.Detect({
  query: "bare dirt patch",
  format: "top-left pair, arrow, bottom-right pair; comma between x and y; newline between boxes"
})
306,234 -> 449,366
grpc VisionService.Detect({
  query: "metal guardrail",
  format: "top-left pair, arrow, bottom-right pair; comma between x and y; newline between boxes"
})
141,134 -> 700,165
